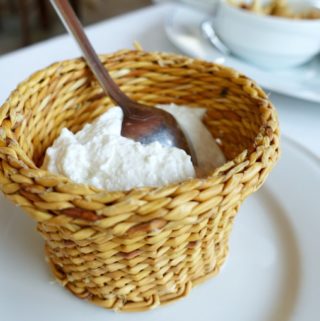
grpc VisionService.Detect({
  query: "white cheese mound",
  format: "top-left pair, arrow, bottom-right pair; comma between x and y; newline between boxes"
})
44,104 -> 225,191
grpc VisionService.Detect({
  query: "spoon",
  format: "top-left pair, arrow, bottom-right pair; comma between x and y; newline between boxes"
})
50,0 -> 196,163
200,20 -> 231,56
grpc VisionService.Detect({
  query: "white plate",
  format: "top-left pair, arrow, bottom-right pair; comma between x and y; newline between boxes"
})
1,137 -> 320,321
164,5 -> 320,104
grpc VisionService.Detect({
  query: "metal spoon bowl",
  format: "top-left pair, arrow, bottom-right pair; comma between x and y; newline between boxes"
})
50,0 -> 196,164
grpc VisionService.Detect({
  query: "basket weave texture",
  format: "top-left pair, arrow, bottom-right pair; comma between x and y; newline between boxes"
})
0,50 -> 279,311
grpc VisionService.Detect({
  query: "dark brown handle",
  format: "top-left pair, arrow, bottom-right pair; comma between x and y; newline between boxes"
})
50,0 -> 132,115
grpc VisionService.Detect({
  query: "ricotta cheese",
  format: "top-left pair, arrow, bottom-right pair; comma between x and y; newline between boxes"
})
44,104 -> 225,191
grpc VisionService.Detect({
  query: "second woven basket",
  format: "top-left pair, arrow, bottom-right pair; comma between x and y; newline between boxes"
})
0,49 -> 280,311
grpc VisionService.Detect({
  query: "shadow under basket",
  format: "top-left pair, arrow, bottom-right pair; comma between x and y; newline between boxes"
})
0,50 -> 280,312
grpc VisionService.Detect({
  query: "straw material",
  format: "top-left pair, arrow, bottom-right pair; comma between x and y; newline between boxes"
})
0,50 -> 280,311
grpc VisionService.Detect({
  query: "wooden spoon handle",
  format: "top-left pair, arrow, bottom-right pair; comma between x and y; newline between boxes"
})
50,0 -> 132,115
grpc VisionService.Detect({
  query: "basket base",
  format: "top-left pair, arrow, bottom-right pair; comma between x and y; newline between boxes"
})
45,245 -> 229,312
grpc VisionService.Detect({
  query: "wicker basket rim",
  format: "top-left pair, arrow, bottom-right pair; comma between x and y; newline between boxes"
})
0,49 -> 277,195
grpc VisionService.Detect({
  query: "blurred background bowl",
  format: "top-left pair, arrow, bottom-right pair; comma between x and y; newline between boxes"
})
213,0 -> 320,69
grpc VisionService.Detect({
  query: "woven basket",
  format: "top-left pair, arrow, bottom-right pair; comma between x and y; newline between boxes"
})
0,49 -> 279,312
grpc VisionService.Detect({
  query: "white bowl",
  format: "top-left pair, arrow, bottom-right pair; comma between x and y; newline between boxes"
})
213,0 -> 320,69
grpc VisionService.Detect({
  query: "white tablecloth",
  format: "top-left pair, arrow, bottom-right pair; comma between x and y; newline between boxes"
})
1,3 -> 319,156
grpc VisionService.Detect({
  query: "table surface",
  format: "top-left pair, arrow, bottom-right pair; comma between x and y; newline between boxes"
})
0,3 -> 319,156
